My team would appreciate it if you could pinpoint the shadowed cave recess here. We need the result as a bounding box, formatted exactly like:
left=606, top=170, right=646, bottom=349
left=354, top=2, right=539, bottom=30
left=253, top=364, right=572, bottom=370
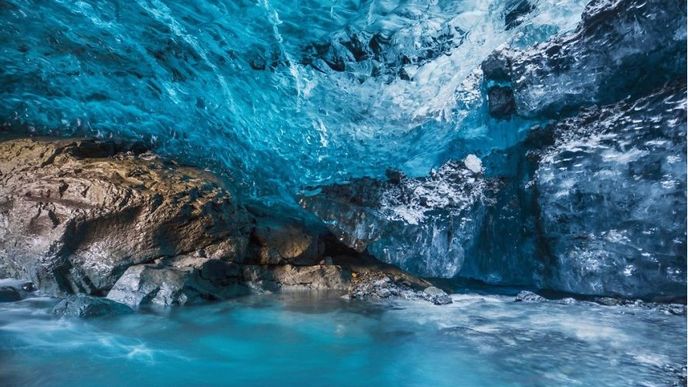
left=0, top=0, right=685, bottom=301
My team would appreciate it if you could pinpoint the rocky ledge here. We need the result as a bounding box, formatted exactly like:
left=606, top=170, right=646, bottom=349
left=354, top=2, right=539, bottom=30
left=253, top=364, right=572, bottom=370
left=0, top=137, right=450, bottom=312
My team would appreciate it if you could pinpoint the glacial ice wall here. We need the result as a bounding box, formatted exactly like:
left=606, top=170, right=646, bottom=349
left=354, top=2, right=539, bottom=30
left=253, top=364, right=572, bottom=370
left=302, top=0, right=687, bottom=298
left=536, top=84, right=686, bottom=298
left=0, top=0, right=587, bottom=206
left=0, top=0, right=686, bottom=298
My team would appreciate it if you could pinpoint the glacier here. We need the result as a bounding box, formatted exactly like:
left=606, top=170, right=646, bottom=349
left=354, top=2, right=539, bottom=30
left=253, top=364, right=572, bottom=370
left=0, top=0, right=686, bottom=300
left=0, top=0, right=589, bottom=204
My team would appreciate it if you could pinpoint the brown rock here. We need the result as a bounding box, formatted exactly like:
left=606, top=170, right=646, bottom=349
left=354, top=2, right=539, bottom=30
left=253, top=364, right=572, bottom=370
left=0, top=138, right=251, bottom=295
left=249, top=219, right=324, bottom=265
left=242, top=264, right=350, bottom=292
left=107, top=256, right=247, bottom=308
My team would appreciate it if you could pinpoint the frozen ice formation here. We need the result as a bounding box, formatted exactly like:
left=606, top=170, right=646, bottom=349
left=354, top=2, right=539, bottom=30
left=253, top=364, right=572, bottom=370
left=536, top=83, right=686, bottom=298
left=0, top=0, right=685, bottom=299
left=300, top=162, right=498, bottom=277
left=483, top=0, right=687, bottom=118
left=463, top=154, right=483, bottom=174
left=301, top=0, right=686, bottom=299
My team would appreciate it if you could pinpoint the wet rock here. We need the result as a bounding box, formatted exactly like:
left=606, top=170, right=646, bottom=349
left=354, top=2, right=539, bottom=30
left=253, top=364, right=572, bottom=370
left=487, top=86, right=516, bottom=118
left=242, top=264, right=350, bottom=292
left=349, top=275, right=452, bottom=305
left=0, top=279, right=37, bottom=301
left=592, top=297, right=623, bottom=306
left=350, top=275, right=412, bottom=300
left=661, top=304, right=686, bottom=316
left=514, top=292, right=685, bottom=315
left=248, top=219, right=325, bottom=266
left=603, top=300, right=687, bottom=316
left=669, top=365, right=687, bottom=387
left=481, top=51, right=511, bottom=82
left=52, top=295, right=132, bottom=318
left=0, top=138, right=251, bottom=296
left=106, top=256, right=247, bottom=308
left=20, top=282, right=36, bottom=292
left=239, top=252, right=446, bottom=304
left=0, top=286, right=21, bottom=302
left=342, top=255, right=450, bottom=304
left=514, top=290, right=545, bottom=303
left=422, top=286, right=452, bottom=305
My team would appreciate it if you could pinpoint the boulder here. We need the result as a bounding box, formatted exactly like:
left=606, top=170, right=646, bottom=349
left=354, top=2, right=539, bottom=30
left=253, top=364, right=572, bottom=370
left=0, top=138, right=251, bottom=296
left=481, top=51, right=511, bottom=82
left=422, top=286, right=453, bottom=305
left=0, top=279, right=36, bottom=302
left=514, top=290, right=545, bottom=303
left=0, top=286, right=21, bottom=302
left=106, top=256, right=247, bottom=308
left=487, top=86, right=516, bottom=118
left=52, top=295, right=133, bottom=318
left=339, top=254, right=451, bottom=304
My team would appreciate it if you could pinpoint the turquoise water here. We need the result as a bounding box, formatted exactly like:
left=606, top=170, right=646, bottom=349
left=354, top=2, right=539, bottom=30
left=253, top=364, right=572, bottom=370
left=1, top=293, right=684, bottom=386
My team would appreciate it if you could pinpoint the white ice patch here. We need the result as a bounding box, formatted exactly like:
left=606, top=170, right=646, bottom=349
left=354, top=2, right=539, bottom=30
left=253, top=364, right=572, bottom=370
left=464, top=154, right=483, bottom=174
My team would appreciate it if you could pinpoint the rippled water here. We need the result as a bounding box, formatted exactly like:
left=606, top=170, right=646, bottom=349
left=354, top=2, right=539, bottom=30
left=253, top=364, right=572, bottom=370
left=1, top=293, right=684, bottom=386
left=0, top=0, right=587, bottom=208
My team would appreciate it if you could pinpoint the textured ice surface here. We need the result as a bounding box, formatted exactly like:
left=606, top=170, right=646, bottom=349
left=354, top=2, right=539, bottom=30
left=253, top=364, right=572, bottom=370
left=305, top=84, right=687, bottom=297
left=536, top=84, right=687, bottom=298
left=302, top=0, right=687, bottom=297
left=494, top=0, right=687, bottom=117
left=301, top=161, right=497, bottom=277
left=0, top=0, right=686, bottom=295
left=0, top=0, right=587, bottom=207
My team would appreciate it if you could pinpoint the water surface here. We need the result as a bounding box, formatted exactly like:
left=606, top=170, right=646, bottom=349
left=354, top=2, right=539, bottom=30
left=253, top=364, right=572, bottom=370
left=0, top=292, right=684, bottom=386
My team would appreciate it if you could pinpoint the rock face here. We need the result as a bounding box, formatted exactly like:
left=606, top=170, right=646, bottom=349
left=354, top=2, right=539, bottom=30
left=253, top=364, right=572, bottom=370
left=0, top=286, right=21, bottom=302
left=0, top=138, right=251, bottom=296
left=242, top=264, right=350, bottom=292
left=246, top=218, right=325, bottom=266
left=0, top=279, right=36, bottom=302
left=0, top=138, right=448, bottom=308
left=106, top=256, right=248, bottom=307
left=536, top=84, right=686, bottom=298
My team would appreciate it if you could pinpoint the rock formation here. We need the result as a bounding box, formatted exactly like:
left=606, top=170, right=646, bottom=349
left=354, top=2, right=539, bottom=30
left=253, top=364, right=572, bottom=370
left=0, top=138, right=450, bottom=309
left=0, top=138, right=251, bottom=296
